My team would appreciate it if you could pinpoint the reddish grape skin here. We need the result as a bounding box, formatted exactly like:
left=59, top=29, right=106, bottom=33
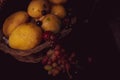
left=47, top=60, right=52, bottom=65
left=54, top=50, right=60, bottom=56
left=42, top=56, right=49, bottom=64
left=52, top=63, right=57, bottom=68
left=50, top=34, right=56, bottom=41
left=42, top=31, right=57, bottom=41
left=52, top=69, right=60, bottom=76
left=42, top=31, right=53, bottom=41
left=58, top=60, right=62, bottom=65
left=65, top=63, right=70, bottom=72
left=51, top=55, right=57, bottom=62
left=47, top=49, right=54, bottom=56
left=54, top=45, right=61, bottom=50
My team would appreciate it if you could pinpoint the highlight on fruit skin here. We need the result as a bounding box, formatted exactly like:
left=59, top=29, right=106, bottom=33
left=3, top=11, right=29, bottom=37
left=8, top=23, right=43, bottom=50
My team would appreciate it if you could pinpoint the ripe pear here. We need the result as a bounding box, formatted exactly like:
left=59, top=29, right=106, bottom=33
left=51, top=5, right=66, bottom=18
left=42, top=14, right=61, bottom=33
left=27, top=0, right=50, bottom=18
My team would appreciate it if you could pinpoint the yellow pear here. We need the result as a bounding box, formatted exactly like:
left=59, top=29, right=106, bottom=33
left=51, top=5, right=66, bottom=19
left=27, top=0, right=50, bottom=18
left=42, top=14, right=61, bottom=33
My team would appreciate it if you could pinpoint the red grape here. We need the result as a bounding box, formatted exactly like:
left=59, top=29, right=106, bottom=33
left=47, top=60, right=52, bottom=65
left=42, top=44, right=76, bottom=79
left=47, top=49, right=54, bottom=56
left=51, top=55, right=57, bottom=62
left=42, top=31, right=53, bottom=41
left=54, top=45, right=61, bottom=50
left=42, top=56, right=49, bottom=64
left=52, top=69, right=60, bottom=76
left=54, top=50, right=60, bottom=56
left=52, top=63, right=57, bottom=68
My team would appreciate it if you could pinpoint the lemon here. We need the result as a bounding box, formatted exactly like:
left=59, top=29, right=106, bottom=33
left=8, top=23, right=42, bottom=50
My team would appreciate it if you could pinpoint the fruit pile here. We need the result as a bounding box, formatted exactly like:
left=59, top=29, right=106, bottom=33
left=2, top=0, right=75, bottom=50
left=1, top=0, right=77, bottom=79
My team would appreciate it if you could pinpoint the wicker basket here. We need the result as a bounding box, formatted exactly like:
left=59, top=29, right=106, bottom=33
left=0, top=28, right=72, bottom=63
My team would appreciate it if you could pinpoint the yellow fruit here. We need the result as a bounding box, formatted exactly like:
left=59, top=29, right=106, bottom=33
left=9, top=23, right=42, bottom=50
left=42, top=14, right=61, bottom=33
left=51, top=5, right=66, bottom=18
left=3, top=11, right=29, bottom=37
left=27, top=0, right=50, bottom=18
left=49, top=0, right=67, bottom=4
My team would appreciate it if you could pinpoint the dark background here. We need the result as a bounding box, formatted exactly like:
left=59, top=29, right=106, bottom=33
left=0, top=0, right=119, bottom=80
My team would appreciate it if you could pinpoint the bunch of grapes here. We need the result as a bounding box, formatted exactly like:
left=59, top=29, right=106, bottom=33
left=41, top=44, right=76, bottom=79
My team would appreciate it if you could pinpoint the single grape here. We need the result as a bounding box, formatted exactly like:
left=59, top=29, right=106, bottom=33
left=47, top=49, right=54, bottom=56
left=44, top=65, right=52, bottom=71
left=36, top=21, right=42, bottom=26
left=60, top=64, right=65, bottom=69
left=54, top=44, right=61, bottom=50
left=50, top=34, right=57, bottom=41
left=52, top=63, right=57, bottom=68
left=41, top=10, right=47, bottom=16
left=58, top=60, right=62, bottom=65
left=65, top=63, right=70, bottom=71
left=42, top=56, right=49, bottom=64
left=47, top=59, right=52, bottom=65
left=51, top=54, right=57, bottom=62
left=56, top=66, right=62, bottom=71
left=52, top=69, right=60, bottom=76
left=54, top=50, right=60, bottom=56
left=42, top=31, right=52, bottom=41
